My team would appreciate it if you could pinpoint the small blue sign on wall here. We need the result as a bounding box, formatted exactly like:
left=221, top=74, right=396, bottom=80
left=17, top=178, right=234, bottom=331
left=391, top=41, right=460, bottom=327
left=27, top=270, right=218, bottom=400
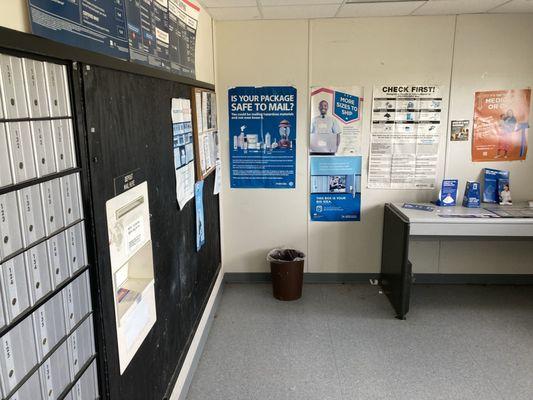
left=334, top=91, right=360, bottom=123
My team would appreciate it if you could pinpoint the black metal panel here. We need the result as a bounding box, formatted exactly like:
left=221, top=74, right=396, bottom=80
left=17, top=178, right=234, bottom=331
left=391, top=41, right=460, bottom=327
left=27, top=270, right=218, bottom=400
left=80, top=64, right=221, bottom=400
left=380, top=204, right=412, bottom=319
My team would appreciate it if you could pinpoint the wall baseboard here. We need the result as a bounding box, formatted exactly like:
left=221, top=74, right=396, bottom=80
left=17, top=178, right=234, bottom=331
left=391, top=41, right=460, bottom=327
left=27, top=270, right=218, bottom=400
left=224, top=272, right=380, bottom=284
left=170, top=269, right=225, bottom=400
left=414, top=273, right=533, bottom=285
left=224, top=272, right=533, bottom=285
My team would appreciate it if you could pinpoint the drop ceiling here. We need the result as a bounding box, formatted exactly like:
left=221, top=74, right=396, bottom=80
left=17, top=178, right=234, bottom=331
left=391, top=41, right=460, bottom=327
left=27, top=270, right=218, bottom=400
left=197, top=0, right=533, bottom=20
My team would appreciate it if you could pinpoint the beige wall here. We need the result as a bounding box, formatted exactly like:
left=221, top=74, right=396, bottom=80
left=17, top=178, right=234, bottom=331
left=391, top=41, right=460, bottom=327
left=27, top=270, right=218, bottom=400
left=0, top=1, right=215, bottom=84
left=216, top=14, right=533, bottom=274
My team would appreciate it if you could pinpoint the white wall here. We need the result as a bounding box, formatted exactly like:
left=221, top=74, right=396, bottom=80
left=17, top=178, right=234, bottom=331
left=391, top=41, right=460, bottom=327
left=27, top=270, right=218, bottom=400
left=216, top=14, right=533, bottom=275
left=0, top=1, right=215, bottom=85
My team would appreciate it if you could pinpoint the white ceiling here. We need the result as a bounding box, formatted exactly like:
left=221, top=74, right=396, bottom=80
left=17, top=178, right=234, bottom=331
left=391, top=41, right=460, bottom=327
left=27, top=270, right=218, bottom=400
left=197, top=0, right=533, bottom=20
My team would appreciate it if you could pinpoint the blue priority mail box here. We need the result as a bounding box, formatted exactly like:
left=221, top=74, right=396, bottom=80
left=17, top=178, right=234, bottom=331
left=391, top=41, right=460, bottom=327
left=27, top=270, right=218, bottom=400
left=462, top=181, right=480, bottom=208
left=483, top=168, right=509, bottom=203
left=436, top=179, right=458, bottom=206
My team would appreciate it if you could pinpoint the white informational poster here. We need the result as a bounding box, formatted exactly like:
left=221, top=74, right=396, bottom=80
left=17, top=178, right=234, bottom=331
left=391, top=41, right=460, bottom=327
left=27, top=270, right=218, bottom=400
left=106, top=182, right=157, bottom=374
left=368, top=85, right=444, bottom=189
left=310, top=86, right=364, bottom=156
left=194, top=90, right=218, bottom=179
left=172, top=98, right=195, bottom=208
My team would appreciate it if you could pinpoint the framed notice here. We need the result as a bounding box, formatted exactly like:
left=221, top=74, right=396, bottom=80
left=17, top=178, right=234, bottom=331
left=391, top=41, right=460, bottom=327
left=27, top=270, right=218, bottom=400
left=191, top=87, right=219, bottom=180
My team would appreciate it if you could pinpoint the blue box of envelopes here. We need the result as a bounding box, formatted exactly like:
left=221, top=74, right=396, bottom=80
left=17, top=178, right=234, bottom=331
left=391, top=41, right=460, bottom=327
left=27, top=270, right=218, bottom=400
left=462, top=181, right=481, bottom=208
left=436, top=179, right=458, bottom=206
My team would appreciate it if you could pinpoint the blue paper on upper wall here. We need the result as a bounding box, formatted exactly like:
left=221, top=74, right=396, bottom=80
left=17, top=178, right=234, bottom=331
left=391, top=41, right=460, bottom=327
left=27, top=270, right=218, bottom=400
left=229, top=87, right=297, bottom=189
left=29, top=0, right=129, bottom=60
left=310, top=156, right=362, bottom=221
left=195, top=181, right=205, bottom=251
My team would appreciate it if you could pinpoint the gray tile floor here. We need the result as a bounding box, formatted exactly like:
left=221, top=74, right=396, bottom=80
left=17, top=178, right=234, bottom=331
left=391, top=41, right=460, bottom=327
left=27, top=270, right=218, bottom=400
left=186, top=284, right=533, bottom=400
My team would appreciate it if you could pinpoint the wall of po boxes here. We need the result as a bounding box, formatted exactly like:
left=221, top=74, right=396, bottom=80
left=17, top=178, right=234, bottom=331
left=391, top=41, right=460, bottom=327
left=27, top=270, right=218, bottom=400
left=0, top=52, right=98, bottom=399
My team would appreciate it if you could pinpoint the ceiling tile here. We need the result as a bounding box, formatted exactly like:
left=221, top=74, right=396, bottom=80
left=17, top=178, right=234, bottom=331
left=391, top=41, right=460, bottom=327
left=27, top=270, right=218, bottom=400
left=489, top=0, right=533, bottom=13
left=337, top=1, right=424, bottom=17
left=260, top=0, right=341, bottom=5
left=199, top=0, right=256, bottom=6
left=207, top=6, right=262, bottom=20
left=413, top=0, right=509, bottom=15
left=261, top=4, right=340, bottom=19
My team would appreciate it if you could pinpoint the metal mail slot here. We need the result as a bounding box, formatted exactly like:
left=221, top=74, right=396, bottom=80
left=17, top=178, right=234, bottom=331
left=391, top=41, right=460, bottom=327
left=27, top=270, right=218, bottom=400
left=0, top=123, right=13, bottom=188
left=40, top=178, right=65, bottom=237
left=65, top=222, right=87, bottom=275
left=39, top=341, right=71, bottom=400
left=0, top=54, right=29, bottom=119
left=25, top=242, right=53, bottom=305
left=8, top=368, right=44, bottom=400
left=22, top=58, right=49, bottom=119
left=71, top=359, right=98, bottom=400
left=60, top=174, right=82, bottom=226
left=0, top=316, right=38, bottom=395
left=0, top=191, right=24, bottom=261
left=54, top=64, right=71, bottom=118
left=67, top=315, right=95, bottom=378
left=31, top=120, right=57, bottom=178
left=62, top=271, right=91, bottom=332
left=51, top=119, right=75, bottom=172
left=0, top=252, right=31, bottom=323
left=17, top=184, right=46, bottom=247
left=47, top=231, right=70, bottom=289
left=6, top=121, right=37, bottom=184
left=44, top=62, right=61, bottom=118
left=32, top=292, right=67, bottom=362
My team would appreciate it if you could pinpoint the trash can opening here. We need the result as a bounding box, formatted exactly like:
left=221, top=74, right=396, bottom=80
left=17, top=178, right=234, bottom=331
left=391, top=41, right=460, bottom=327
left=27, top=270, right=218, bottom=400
left=267, top=248, right=305, bottom=263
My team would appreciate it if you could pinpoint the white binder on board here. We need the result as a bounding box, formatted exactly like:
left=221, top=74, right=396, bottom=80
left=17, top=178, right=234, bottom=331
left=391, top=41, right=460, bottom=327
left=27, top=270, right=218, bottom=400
left=0, top=54, right=29, bottom=119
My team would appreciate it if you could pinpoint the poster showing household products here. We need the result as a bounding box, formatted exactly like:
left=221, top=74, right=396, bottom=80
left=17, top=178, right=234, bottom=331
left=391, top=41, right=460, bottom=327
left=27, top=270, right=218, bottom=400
left=29, top=0, right=200, bottom=78
left=310, top=86, right=363, bottom=156
left=229, top=87, right=297, bottom=189
left=368, top=85, right=444, bottom=189
left=472, top=89, right=530, bottom=162
left=171, top=98, right=195, bottom=209
left=106, top=181, right=157, bottom=374
left=310, top=156, right=362, bottom=222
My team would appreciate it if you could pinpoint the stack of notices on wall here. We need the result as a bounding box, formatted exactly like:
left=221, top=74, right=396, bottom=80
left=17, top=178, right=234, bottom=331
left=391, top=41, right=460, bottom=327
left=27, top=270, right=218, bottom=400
left=0, top=52, right=98, bottom=400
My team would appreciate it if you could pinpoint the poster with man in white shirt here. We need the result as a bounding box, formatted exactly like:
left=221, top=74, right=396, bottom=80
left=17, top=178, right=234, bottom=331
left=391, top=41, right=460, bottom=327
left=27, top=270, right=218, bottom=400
left=309, top=86, right=364, bottom=156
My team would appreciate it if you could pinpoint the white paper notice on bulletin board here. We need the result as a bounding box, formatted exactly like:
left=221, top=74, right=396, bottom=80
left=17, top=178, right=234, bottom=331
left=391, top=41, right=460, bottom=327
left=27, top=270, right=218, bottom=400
left=106, top=181, right=157, bottom=374
left=368, top=85, right=444, bottom=189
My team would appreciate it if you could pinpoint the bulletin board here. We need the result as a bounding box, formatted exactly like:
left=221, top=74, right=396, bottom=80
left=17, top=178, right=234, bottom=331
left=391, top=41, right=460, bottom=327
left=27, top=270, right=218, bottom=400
left=80, top=65, right=221, bottom=399
left=191, top=87, right=219, bottom=180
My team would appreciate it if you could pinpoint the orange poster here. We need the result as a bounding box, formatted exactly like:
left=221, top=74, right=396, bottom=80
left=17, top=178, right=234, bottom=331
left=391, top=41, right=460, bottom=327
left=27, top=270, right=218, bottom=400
left=472, top=89, right=530, bottom=162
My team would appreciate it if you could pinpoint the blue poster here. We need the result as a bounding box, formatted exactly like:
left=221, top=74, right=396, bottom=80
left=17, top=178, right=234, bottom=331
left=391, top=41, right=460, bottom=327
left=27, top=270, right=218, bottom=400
left=310, top=156, right=362, bottom=221
left=229, top=87, right=297, bottom=189
left=29, top=0, right=129, bottom=60
left=195, top=181, right=205, bottom=251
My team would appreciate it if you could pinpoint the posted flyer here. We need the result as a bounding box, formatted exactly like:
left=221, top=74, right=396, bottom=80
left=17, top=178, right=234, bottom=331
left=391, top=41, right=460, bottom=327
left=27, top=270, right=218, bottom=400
left=310, top=156, right=362, bottom=222
left=309, top=86, right=363, bottom=156
left=171, top=98, right=195, bottom=209
left=472, top=89, right=530, bottom=162
left=368, top=85, right=444, bottom=189
left=229, top=86, right=297, bottom=189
